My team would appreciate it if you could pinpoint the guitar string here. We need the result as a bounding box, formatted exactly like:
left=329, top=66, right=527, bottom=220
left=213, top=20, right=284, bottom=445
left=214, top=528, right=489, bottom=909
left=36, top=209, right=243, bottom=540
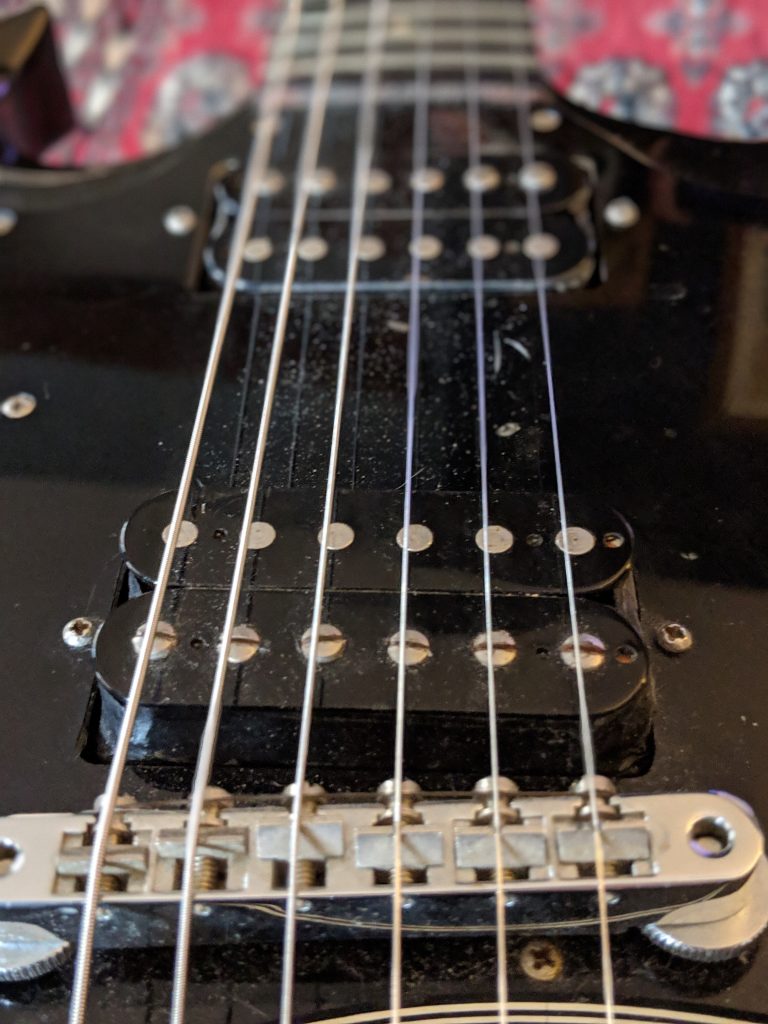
left=278, top=3, right=391, bottom=1024
left=168, top=2, right=346, bottom=1021
left=510, top=40, right=617, bottom=1024
left=388, top=7, right=432, bottom=1024
left=66, top=5, right=304, bottom=1022
left=463, top=33, right=509, bottom=1024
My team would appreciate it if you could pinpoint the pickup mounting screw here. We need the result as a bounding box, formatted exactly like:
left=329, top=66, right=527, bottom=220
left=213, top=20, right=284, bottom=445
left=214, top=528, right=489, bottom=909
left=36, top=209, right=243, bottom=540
left=132, top=621, right=178, bottom=660
left=1, top=392, right=36, bottom=419
left=605, top=196, right=640, bottom=230
left=62, top=616, right=97, bottom=650
left=603, top=531, right=625, bottom=548
left=519, top=939, right=563, bottom=982
left=163, top=205, right=197, bottom=237
left=656, top=622, right=693, bottom=654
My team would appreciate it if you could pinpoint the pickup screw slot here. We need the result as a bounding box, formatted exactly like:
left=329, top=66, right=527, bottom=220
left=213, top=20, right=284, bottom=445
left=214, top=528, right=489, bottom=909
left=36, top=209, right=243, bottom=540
left=387, top=629, right=431, bottom=666
left=689, top=817, right=734, bottom=858
left=473, top=630, right=517, bottom=667
left=300, top=624, right=346, bottom=663
left=559, top=634, right=605, bottom=671
left=132, top=621, right=178, bottom=661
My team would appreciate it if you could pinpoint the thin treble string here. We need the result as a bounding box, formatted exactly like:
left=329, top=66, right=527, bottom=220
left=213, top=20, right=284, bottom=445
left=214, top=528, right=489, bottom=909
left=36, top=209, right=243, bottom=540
left=510, top=60, right=617, bottom=1024
left=66, top=5, right=304, bottom=1022
left=278, top=3, right=391, bottom=1024
left=168, top=3, right=346, bottom=1022
left=463, top=25, right=509, bottom=1024
left=389, top=6, right=432, bottom=1024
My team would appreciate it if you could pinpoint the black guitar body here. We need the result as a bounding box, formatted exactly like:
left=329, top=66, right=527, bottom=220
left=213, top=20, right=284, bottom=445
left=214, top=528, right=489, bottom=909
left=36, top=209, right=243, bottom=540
left=2, top=13, right=768, bottom=1021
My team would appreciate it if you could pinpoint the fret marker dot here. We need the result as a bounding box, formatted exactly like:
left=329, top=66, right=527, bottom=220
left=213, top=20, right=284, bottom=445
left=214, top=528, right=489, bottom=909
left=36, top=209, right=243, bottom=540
left=518, top=161, right=557, bottom=193
left=555, top=526, right=595, bottom=556
left=397, top=524, right=433, bottom=552
left=409, top=235, right=442, bottom=261
left=522, top=232, right=560, bottom=261
left=321, top=522, right=355, bottom=551
left=243, top=237, right=273, bottom=263
left=298, top=236, right=328, bottom=261
left=358, top=235, right=385, bottom=261
left=387, top=629, right=432, bottom=666
left=367, top=168, right=392, bottom=195
left=305, top=167, right=337, bottom=196
left=467, top=234, right=501, bottom=261
left=257, top=169, right=285, bottom=196
left=473, top=630, right=517, bottom=667
left=162, top=520, right=198, bottom=548
left=248, top=521, right=276, bottom=549
left=410, top=167, right=444, bottom=193
left=300, top=623, right=346, bottom=663
left=462, top=164, right=501, bottom=193
left=475, top=525, right=513, bottom=554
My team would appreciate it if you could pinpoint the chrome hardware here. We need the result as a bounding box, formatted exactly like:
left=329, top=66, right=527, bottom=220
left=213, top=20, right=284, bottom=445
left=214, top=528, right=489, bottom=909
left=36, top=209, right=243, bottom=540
left=0, top=783, right=765, bottom=963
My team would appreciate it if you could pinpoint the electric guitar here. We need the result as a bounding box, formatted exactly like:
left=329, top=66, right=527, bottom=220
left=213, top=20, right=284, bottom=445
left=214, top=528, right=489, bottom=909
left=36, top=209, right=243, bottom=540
left=1, top=2, right=767, bottom=1022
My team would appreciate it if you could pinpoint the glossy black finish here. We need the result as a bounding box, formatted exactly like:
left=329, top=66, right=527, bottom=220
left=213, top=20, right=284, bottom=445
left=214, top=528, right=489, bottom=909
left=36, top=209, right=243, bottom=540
left=2, top=75, right=768, bottom=1024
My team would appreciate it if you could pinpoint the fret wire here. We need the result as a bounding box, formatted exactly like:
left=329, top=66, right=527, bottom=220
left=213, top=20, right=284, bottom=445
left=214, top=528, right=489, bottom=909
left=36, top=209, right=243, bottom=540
left=64, top=5, right=305, bottom=1023
left=389, top=9, right=433, bottom=1024
left=276, top=25, right=533, bottom=57
left=272, top=51, right=537, bottom=78
left=510, top=36, right=619, bottom=1024
left=296, top=0, right=531, bottom=29
left=278, top=4, right=391, bottom=1024
left=167, top=2, right=347, bottom=1021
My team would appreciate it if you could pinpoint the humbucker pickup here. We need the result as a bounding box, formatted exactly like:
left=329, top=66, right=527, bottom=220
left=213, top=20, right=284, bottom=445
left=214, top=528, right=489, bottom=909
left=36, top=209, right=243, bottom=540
left=122, top=489, right=633, bottom=595
left=1, top=784, right=765, bottom=974
left=90, top=590, right=651, bottom=778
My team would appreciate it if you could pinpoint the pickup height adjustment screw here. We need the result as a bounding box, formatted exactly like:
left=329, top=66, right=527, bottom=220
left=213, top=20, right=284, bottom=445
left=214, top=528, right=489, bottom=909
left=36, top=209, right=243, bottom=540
left=604, top=196, right=641, bottom=230
left=473, top=776, right=520, bottom=826
left=92, top=794, right=137, bottom=892
left=1, top=392, right=35, bottom=419
left=376, top=780, right=423, bottom=885
left=281, top=783, right=326, bottom=890
left=163, top=204, right=198, bottom=237
left=656, top=622, right=693, bottom=654
left=62, top=616, right=98, bottom=650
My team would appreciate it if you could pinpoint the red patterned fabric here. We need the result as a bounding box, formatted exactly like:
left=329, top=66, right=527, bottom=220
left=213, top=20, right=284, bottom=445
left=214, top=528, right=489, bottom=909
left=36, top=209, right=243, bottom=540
left=2, top=0, right=768, bottom=165
left=531, top=0, right=768, bottom=140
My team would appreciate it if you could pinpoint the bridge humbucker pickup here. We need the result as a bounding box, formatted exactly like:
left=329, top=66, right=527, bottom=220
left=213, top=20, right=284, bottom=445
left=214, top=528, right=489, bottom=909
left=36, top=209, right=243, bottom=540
left=121, top=489, right=632, bottom=595
left=90, top=589, right=651, bottom=779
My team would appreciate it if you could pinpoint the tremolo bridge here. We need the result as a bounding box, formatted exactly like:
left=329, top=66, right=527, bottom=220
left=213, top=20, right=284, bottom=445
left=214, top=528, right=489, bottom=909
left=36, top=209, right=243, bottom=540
left=1, top=783, right=766, bottom=980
